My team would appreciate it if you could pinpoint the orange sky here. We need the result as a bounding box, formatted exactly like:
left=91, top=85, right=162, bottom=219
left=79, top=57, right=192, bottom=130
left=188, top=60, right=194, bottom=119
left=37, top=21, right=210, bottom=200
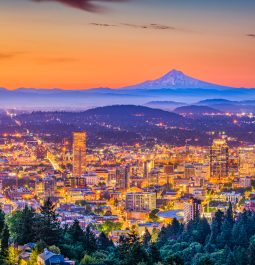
left=1, top=0, right=255, bottom=89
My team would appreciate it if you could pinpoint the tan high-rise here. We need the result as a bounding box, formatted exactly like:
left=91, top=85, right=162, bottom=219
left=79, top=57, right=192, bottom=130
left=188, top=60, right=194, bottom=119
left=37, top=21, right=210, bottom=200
left=210, top=139, right=229, bottom=181
left=72, top=132, right=87, bottom=176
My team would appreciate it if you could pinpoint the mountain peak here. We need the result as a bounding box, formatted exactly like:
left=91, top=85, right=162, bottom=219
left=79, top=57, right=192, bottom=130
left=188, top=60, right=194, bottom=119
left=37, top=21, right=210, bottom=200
left=122, top=69, right=230, bottom=90
left=158, top=69, right=188, bottom=83
left=164, top=69, right=184, bottom=76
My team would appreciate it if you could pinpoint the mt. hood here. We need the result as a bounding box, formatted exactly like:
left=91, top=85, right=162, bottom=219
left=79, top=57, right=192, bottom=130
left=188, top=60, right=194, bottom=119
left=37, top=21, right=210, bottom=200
left=122, top=69, right=232, bottom=90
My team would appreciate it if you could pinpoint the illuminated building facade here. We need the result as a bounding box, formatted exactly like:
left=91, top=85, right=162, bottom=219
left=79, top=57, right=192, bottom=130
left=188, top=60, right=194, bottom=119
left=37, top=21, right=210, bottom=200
left=116, top=165, right=130, bottom=190
left=143, top=160, right=154, bottom=179
left=239, top=147, right=255, bottom=177
left=72, top=132, right=87, bottom=177
left=210, top=139, right=229, bottom=181
left=126, top=192, right=156, bottom=212
left=184, top=198, right=201, bottom=222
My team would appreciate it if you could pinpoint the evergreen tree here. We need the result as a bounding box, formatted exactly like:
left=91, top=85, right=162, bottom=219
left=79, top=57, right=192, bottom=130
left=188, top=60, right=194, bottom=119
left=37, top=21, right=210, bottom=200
left=248, top=235, right=255, bottom=265
left=127, top=226, right=140, bottom=246
left=226, top=251, right=236, bottom=265
left=157, top=225, right=167, bottom=247
left=196, top=256, right=214, bottom=265
left=214, top=210, right=224, bottom=232
left=20, top=205, right=36, bottom=244
left=232, top=222, right=249, bottom=248
left=149, top=243, right=160, bottom=264
left=69, top=219, right=84, bottom=243
left=170, top=218, right=182, bottom=238
left=0, top=208, right=5, bottom=236
left=218, top=218, right=233, bottom=248
left=226, top=203, right=234, bottom=225
left=115, top=235, right=130, bottom=264
left=185, top=217, right=210, bottom=244
left=127, top=241, right=148, bottom=265
left=0, top=225, right=10, bottom=263
left=97, top=232, right=113, bottom=250
left=233, top=246, right=248, bottom=265
left=83, top=224, right=97, bottom=254
left=166, top=255, right=184, bottom=265
left=142, top=228, right=151, bottom=248
left=35, top=197, right=61, bottom=246
left=207, top=210, right=223, bottom=246
left=196, top=218, right=211, bottom=245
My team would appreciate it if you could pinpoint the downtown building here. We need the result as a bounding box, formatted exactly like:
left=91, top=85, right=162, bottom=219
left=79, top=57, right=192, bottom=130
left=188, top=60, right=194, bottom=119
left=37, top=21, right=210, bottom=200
left=72, top=131, right=87, bottom=177
left=116, top=165, right=130, bottom=190
left=210, top=139, right=229, bottom=182
left=238, top=146, right=255, bottom=177
left=125, top=192, right=156, bottom=212
left=183, top=198, right=202, bottom=223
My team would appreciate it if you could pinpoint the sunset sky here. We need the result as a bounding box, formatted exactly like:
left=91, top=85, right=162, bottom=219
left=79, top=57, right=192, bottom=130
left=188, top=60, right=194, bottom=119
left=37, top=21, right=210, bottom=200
left=1, top=0, right=255, bottom=89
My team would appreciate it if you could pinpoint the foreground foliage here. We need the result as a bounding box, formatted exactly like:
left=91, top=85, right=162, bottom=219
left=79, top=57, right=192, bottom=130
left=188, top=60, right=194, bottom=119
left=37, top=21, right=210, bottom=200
left=1, top=200, right=255, bottom=264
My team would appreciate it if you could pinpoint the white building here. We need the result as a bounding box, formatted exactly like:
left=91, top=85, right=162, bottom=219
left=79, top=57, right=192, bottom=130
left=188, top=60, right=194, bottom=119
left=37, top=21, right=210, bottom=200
left=83, top=173, right=99, bottom=186
left=126, top=192, right=156, bottom=212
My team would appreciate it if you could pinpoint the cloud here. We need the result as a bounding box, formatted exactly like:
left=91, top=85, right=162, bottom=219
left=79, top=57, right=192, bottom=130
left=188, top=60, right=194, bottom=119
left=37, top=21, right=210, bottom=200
left=90, top=22, right=117, bottom=27
left=90, top=22, right=177, bottom=30
left=121, top=23, right=176, bottom=30
left=0, top=52, right=26, bottom=60
left=247, top=34, right=255, bottom=38
left=0, top=53, right=15, bottom=60
left=30, top=0, right=128, bottom=13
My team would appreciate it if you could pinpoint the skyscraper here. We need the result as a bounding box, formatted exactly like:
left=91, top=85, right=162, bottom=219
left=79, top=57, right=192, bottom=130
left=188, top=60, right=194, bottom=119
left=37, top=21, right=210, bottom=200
left=239, top=146, right=255, bottom=177
left=210, top=139, right=229, bottom=181
left=143, top=160, right=154, bottom=179
left=72, top=132, right=87, bottom=177
left=116, top=165, right=130, bottom=190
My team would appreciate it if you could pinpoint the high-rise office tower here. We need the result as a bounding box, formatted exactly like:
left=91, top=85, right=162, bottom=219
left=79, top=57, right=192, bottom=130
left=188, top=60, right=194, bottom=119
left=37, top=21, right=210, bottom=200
left=239, top=146, right=255, bottom=177
left=210, top=139, right=229, bottom=180
left=116, top=165, right=130, bottom=190
left=184, top=165, right=195, bottom=178
left=72, top=131, right=87, bottom=177
left=148, top=169, right=160, bottom=186
left=143, top=160, right=154, bottom=179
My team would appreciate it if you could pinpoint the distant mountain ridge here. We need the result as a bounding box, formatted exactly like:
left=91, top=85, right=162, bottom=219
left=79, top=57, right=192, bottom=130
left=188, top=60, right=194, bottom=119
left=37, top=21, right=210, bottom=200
left=197, top=99, right=255, bottom=105
left=196, top=98, right=255, bottom=113
left=18, top=105, right=184, bottom=127
left=0, top=69, right=245, bottom=93
left=174, top=105, right=222, bottom=115
left=146, top=100, right=185, bottom=106
left=1, top=69, right=255, bottom=110
left=11, top=104, right=255, bottom=146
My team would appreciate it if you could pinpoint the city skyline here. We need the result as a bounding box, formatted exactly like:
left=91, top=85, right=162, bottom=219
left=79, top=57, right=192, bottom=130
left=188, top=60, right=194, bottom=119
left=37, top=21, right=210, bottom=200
left=1, top=0, right=255, bottom=89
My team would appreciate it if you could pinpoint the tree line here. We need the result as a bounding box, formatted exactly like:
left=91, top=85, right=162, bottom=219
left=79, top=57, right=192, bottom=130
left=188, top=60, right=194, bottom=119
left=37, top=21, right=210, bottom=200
left=1, top=200, right=255, bottom=264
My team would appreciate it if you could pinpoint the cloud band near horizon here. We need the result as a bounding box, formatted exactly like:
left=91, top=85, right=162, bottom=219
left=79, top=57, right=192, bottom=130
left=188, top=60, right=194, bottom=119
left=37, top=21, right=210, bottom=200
left=30, top=0, right=128, bottom=12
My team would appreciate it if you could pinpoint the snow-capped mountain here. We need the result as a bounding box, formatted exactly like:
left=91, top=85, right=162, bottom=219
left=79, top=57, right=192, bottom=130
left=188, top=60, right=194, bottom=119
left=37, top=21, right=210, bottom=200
left=122, top=69, right=231, bottom=90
